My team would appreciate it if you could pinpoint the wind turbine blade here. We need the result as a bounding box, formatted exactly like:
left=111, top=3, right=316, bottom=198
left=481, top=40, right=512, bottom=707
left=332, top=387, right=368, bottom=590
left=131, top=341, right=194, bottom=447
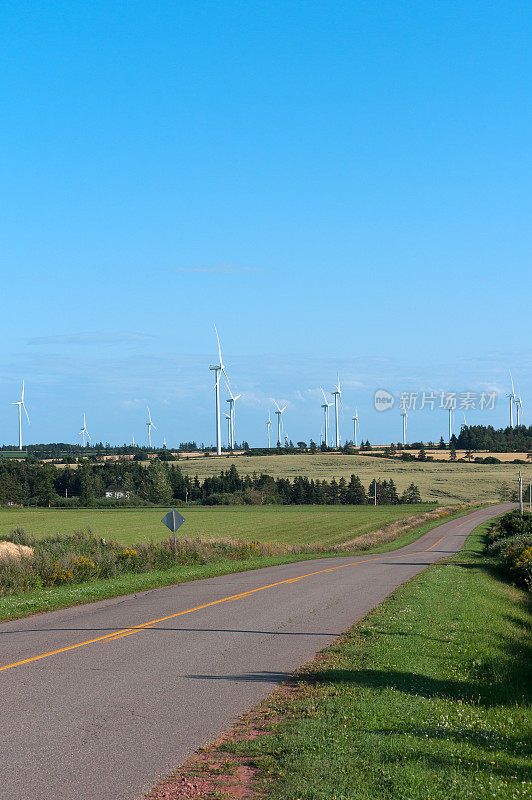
left=320, top=387, right=327, bottom=402
left=147, top=406, right=152, bottom=423
left=214, top=324, right=223, bottom=366
left=86, top=430, right=91, bottom=440
left=272, top=399, right=281, bottom=412
left=234, top=394, right=242, bottom=401
left=222, top=367, right=232, bottom=393
left=281, top=405, right=287, bottom=413
left=152, top=423, right=158, bottom=431
left=509, top=370, right=515, bottom=396
left=22, top=403, right=30, bottom=424
left=21, top=380, right=25, bottom=402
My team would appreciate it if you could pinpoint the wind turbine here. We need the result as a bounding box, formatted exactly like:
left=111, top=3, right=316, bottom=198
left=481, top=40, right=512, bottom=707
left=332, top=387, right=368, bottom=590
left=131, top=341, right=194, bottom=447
left=226, top=391, right=242, bottom=450
left=401, top=410, right=407, bottom=446
left=12, top=381, right=30, bottom=451
left=146, top=406, right=157, bottom=448
left=209, top=325, right=231, bottom=456
left=79, top=414, right=90, bottom=448
left=515, top=387, right=523, bottom=427
left=331, top=375, right=342, bottom=447
left=331, top=377, right=342, bottom=448
left=272, top=400, right=287, bottom=447
left=320, top=388, right=333, bottom=447
left=266, top=411, right=272, bottom=448
left=506, top=372, right=516, bottom=428
left=352, top=407, right=359, bottom=447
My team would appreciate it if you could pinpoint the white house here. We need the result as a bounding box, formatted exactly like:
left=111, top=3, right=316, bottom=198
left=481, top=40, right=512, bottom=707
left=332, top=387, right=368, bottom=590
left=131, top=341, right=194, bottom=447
left=104, top=484, right=130, bottom=500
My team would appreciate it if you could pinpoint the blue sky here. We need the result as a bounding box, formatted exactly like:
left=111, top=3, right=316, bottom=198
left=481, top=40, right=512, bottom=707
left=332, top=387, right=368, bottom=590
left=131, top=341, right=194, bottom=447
left=1, top=1, right=530, bottom=448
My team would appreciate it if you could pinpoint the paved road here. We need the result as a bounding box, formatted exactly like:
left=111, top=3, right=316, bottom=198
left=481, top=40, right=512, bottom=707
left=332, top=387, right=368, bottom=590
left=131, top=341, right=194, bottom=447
left=0, top=503, right=512, bottom=800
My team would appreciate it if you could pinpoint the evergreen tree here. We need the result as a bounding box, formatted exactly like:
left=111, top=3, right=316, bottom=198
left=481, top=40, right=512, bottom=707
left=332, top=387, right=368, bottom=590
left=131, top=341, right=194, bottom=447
left=79, top=461, right=95, bottom=506
left=401, top=482, right=422, bottom=503
left=37, top=469, right=57, bottom=507
left=367, top=478, right=379, bottom=504
left=0, top=472, right=22, bottom=504
left=387, top=478, right=399, bottom=504
left=344, top=474, right=367, bottom=505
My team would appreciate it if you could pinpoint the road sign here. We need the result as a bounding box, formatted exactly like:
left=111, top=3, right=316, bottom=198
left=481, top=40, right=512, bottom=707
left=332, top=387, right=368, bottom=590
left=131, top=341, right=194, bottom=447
left=161, top=508, right=186, bottom=547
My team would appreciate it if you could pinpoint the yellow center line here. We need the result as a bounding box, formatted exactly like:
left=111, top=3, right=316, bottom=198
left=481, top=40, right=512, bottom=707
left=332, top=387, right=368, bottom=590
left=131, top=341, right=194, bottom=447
left=0, top=533, right=449, bottom=674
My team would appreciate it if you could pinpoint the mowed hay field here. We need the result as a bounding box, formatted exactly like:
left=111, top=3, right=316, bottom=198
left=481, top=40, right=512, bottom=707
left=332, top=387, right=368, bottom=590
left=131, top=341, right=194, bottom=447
left=177, top=453, right=523, bottom=503
left=0, top=505, right=434, bottom=548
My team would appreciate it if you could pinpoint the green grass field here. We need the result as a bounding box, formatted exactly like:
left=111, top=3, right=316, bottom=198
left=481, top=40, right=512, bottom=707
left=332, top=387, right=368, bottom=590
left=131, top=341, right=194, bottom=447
left=215, top=522, right=531, bottom=800
left=176, top=453, right=522, bottom=503
left=0, top=504, right=435, bottom=548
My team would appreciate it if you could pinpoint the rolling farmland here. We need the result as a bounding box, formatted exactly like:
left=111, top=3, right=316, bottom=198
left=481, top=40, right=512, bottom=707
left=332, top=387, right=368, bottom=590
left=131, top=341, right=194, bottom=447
left=176, top=452, right=522, bottom=503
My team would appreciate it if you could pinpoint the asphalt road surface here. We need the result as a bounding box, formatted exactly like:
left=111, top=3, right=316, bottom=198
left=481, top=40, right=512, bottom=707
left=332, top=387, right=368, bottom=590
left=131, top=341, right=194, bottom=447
left=0, top=503, right=513, bottom=800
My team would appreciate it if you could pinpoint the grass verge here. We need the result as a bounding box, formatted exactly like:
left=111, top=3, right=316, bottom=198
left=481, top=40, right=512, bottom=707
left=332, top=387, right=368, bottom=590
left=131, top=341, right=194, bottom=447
left=189, top=521, right=531, bottom=800
left=0, top=507, right=476, bottom=624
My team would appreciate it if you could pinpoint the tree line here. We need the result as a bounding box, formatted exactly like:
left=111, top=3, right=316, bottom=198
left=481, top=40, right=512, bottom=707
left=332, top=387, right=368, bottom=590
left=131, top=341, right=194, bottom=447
left=454, top=424, right=532, bottom=453
left=0, top=460, right=422, bottom=507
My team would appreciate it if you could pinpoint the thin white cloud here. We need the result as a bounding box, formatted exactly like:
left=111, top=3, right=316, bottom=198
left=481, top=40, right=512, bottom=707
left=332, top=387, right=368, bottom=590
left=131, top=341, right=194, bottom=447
left=170, top=263, right=264, bottom=275
left=27, top=332, right=155, bottom=346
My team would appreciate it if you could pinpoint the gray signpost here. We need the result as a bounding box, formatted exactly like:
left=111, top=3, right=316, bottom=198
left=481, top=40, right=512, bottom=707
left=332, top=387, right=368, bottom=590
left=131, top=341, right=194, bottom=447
left=161, top=508, right=186, bottom=549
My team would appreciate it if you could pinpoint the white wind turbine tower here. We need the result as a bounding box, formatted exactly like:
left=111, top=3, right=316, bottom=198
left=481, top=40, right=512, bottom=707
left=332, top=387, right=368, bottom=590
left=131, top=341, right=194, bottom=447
left=266, top=411, right=272, bottom=448
left=225, top=413, right=231, bottom=447
left=506, top=372, right=516, bottom=428
left=515, top=386, right=523, bottom=427
left=209, top=325, right=231, bottom=456
left=352, top=408, right=359, bottom=447
left=226, top=391, right=242, bottom=450
left=331, top=377, right=342, bottom=448
left=401, top=410, right=407, bottom=446
left=272, top=400, right=287, bottom=447
left=146, top=406, right=157, bottom=448
left=12, top=381, right=30, bottom=451
left=320, top=388, right=333, bottom=446
left=79, top=414, right=90, bottom=448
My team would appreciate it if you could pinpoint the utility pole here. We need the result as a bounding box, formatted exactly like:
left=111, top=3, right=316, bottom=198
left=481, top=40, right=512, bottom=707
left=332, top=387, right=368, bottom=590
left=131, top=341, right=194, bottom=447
left=374, top=480, right=377, bottom=506
left=529, top=478, right=531, bottom=513
left=518, top=471, right=523, bottom=515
